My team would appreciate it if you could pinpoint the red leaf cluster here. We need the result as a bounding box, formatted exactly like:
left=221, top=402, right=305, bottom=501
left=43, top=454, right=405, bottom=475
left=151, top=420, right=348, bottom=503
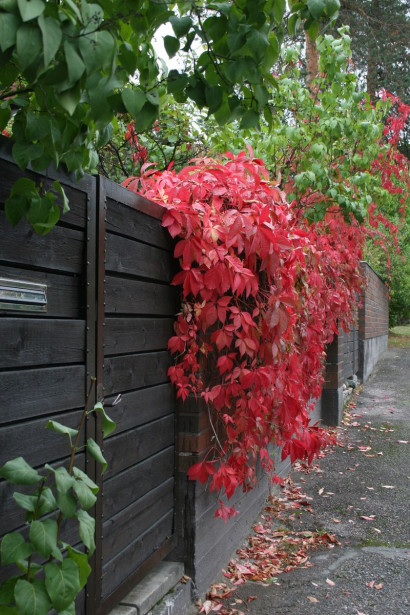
left=125, top=151, right=366, bottom=518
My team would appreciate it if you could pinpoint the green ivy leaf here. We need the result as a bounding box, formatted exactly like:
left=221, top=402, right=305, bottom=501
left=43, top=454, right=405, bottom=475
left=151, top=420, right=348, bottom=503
left=16, top=23, right=42, bottom=70
left=76, top=509, right=96, bottom=554
left=64, top=41, right=86, bottom=84
left=121, top=87, right=146, bottom=117
left=86, top=438, right=107, bottom=474
left=72, top=467, right=98, bottom=494
left=134, top=101, right=158, bottom=132
left=53, top=180, right=70, bottom=214
left=72, top=477, right=97, bottom=510
left=37, top=487, right=57, bottom=516
left=93, top=402, right=116, bottom=437
left=38, top=15, right=62, bottom=67
left=169, top=15, right=192, bottom=38
left=56, top=490, right=77, bottom=518
left=14, top=579, right=51, bottom=615
left=0, top=457, right=42, bottom=485
left=164, top=35, right=179, bottom=59
left=1, top=533, right=33, bottom=565
left=29, top=519, right=58, bottom=558
left=44, top=560, right=81, bottom=612
left=52, top=466, right=75, bottom=495
left=67, top=546, right=91, bottom=589
left=307, top=0, right=326, bottom=20
left=12, top=492, right=37, bottom=513
left=45, top=420, right=78, bottom=445
left=0, top=577, right=18, bottom=606
left=247, top=29, right=269, bottom=62
left=12, top=142, right=43, bottom=170
left=0, top=13, right=20, bottom=52
left=240, top=109, right=260, bottom=129
left=272, top=0, right=286, bottom=23
left=17, top=0, right=45, bottom=22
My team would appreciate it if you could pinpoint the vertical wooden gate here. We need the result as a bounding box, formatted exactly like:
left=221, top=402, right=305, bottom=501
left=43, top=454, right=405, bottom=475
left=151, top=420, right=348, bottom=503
left=0, top=145, right=178, bottom=615
left=88, top=177, right=178, bottom=614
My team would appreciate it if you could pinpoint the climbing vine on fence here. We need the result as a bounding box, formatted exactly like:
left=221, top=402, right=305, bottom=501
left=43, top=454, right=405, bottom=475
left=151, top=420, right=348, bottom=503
left=124, top=151, right=366, bottom=520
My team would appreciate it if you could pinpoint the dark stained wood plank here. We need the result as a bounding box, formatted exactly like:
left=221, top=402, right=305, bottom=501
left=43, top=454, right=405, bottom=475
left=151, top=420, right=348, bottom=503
left=104, top=178, right=164, bottom=220
left=101, top=511, right=174, bottom=599
left=0, top=319, right=85, bottom=368
left=0, top=365, right=85, bottom=425
left=103, top=414, right=174, bottom=478
left=104, top=351, right=171, bottom=395
left=103, top=447, right=174, bottom=518
left=104, top=383, right=174, bottom=436
left=105, top=317, right=174, bottom=356
left=0, top=265, right=82, bottom=318
left=102, top=479, right=174, bottom=561
left=106, top=198, right=173, bottom=250
left=106, top=234, right=176, bottom=282
left=0, top=212, right=85, bottom=273
left=0, top=409, right=85, bottom=468
left=105, top=276, right=179, bottom=316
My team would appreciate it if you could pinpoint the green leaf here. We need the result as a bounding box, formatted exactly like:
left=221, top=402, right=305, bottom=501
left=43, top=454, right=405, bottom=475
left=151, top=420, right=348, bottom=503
left=163, top=35, right=179, bottom=59
left=44, top=560, right=81, bottom=612
left=72, top=467, right=98, bottom=493
left=56, top=490, right=77, bottom=518
left=38, top=15, right=62, bottom=67
left=247, top=29, right=269, bottom=62
left=29, top=519, right=58, bottom=558
left=240, top=109, right=260, bottom=129
left=0, top=457, right=42, bottom=485
left=76, top=509, right=95, bottom=554
left=25, top=111, right=50, bottom=141
left=67, top=546, right=91, bottom=589
left=272, top=0, right=286, bottom=23
left=17, top=0, right=45, bottom=22
left=167, top=70, right=188, bottom=94
left=0, top=577, right=18, bottom=606
left=121, top=87, right=146, bottom=117
left=59, top=601, right=76, bottom=615
left=45, top=420, right=78, bottom=445
left=56, top=86, right=80, bottom=115
left=14, top=579, right=51, bottom=615
left=169, top=15, right=192, bottom=38
left=52, top=466, right=75, bottom=495
left=134, top=101, right=158, bottom=132
left=64, top=41, right=86, bottom=84
left=12, top=142, right=43, bottom=170
left=16, top=23, right=42, bottom=70
left=307, top=0, right=325, bottom=20
left=72, top=477, right=97, bottom=510
left=1, top=533, right=33, bottom=565
left=0, top=13, right=20, bottom=52
left=325, top=0, right=340, bottom=17
left=13, top=492, right=37, bottom=513
left=10, top=177, right=37, bottom=197
left=5, top=194, right=29, bottom=226
left=86, top=438, right=107, bottom=474
left=93, top=402, right=116, bottom=437
left=51, top=180, right=69, bottom=214
left=37, top=487, right=57, bottom=516
left=305, top=18, right=319, bottom=40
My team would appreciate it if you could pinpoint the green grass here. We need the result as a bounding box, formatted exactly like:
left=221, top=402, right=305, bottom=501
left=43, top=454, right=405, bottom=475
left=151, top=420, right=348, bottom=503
left=388, top=324, right=410, bottom=348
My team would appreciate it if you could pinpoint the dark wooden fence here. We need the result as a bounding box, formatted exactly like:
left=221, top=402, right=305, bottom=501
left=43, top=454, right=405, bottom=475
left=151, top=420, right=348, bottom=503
left=0, top=144, right=177, bottom=614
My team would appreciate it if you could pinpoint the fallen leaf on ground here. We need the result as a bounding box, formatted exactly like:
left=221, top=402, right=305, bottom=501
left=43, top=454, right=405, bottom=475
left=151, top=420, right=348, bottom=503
left=381, top=485, right=395, bottom=489
left=332, top=518, right=342, bottom=523
left=360, top=515, right=376, bottom=521
left=326, top=578, right=335, bottom=586
left=397, top=440, right=409, bottom=444
left=307, top=595, right=319, bottom=603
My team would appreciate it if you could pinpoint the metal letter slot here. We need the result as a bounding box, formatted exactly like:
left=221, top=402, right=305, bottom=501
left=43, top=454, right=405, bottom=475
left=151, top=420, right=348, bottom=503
left=0, top=277, right=47, bottom=313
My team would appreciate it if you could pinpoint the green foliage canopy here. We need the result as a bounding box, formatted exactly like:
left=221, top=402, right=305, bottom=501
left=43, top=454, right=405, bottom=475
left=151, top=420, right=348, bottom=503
left=0, top=0, right=340, bottom=233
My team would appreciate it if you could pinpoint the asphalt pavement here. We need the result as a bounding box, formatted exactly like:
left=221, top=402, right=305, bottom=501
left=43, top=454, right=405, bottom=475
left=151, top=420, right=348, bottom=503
left=198, top=345, right=410, bottom=615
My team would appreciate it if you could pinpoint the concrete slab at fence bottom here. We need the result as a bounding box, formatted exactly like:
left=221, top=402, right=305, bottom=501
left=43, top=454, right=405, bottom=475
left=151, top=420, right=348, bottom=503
left=109, top=561, right=185, bottom=615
